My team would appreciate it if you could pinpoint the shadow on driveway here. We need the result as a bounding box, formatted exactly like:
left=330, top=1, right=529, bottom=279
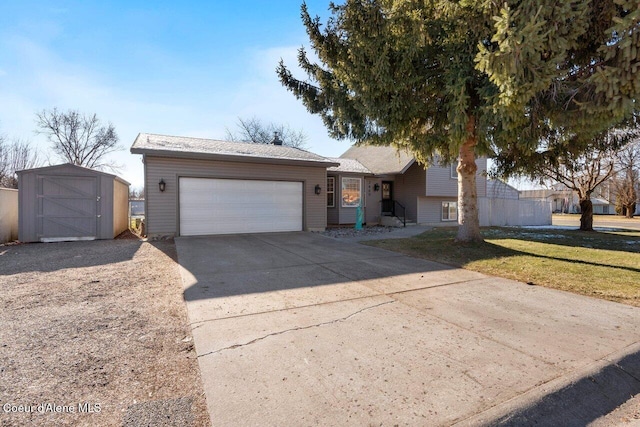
left=489, top=348, right=640, bottom=426
left=0, top=239, right=143, bottom=275
left=176, top=232, right=466, bottom=302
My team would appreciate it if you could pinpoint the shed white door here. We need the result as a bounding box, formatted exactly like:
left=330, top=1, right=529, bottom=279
left=179, top=178, right=303, bottom=236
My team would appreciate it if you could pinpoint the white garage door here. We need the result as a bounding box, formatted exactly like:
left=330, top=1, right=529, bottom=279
left=179, top=178, right=303, bottom=236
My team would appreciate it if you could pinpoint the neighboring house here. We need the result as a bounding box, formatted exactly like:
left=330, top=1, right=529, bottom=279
left=520, top=185, right=616, bottom=215
left=520, top=188, right=579, bottom=213
left=591, top=198, right=614, bottom=215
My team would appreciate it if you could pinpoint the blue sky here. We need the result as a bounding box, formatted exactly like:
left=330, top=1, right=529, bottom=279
left=0, top=1, right=349, bottom=188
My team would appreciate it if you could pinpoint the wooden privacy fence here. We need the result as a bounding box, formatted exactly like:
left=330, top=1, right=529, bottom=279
left=0, top=188, right=19, bottom=243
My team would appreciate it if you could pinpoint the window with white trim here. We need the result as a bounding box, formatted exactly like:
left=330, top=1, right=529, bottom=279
left=327, top=177, right=335, bottom=208
left=442, top=201, right=457, bottom=221
left=341, top=177, right=361, bottom=207
left=450, top=163, right=457, bottom=179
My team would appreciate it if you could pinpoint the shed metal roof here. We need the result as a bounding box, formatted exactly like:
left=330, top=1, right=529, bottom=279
left=16, top=163, right=130, bottom=185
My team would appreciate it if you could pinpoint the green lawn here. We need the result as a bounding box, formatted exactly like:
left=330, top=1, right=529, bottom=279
left=366, top=227, right=640, bottom=307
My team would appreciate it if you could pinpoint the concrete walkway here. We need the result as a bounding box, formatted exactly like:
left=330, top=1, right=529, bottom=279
left=175, top=232, right=640, bottom=426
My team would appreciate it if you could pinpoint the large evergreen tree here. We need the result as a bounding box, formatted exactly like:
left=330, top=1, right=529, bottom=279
left=278, top=0, right=640, bottom=242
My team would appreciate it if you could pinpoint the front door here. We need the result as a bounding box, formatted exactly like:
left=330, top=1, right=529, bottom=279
left=381, top=181, right=393, bottom=215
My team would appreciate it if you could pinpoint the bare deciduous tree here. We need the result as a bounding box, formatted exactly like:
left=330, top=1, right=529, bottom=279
left=0, top=136, right=41, bottom=188
left=225, top=117, right=308, bottom=149
left=526, top=128, right=637, bottom=231
left=35, top=108, right=122, bottom=171
left=612, top=141, right=639, bottom=218
left=129, top=186, right=145, bottom=200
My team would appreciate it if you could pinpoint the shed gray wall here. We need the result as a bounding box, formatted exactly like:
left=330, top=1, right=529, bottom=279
left=17, top=164, right=123, bottom=242
left=143, top=156, right=328, bottom=236
left=0, top=188, right=18, bottom=243
left=113, top=179, right=129, bottom=237
left=18, top=169, right=37, bottom=242
left=98, top=175, right=114, bottom=240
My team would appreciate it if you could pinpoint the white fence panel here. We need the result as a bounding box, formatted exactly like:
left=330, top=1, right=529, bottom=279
left=479, top=197, right=551, bottom=227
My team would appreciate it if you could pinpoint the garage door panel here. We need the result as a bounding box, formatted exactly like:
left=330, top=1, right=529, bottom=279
left=179, top=178, right=303, bottom=236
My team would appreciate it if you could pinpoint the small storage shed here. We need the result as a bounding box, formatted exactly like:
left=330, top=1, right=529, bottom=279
left=17, top=164, right=130, bottom=242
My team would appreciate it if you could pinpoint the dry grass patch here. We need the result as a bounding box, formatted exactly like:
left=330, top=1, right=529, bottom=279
left=366, top=227, right=640, bottom=307
left=0, top=239, right=209, bottom=427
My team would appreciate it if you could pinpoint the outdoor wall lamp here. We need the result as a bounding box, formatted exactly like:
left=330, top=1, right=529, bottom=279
left=315, top=184, right=322, bottom=195
left=159, top=179, right=166, bottom=192
left=373, top=183, right=380, bottom=191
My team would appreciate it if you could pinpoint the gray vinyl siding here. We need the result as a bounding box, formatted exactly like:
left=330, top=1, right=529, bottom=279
left=144, top=156, right=328, bottom=236
left=326, top=173, right=369, bottom=225
left=392, top=163, right=425, bottom=222
left=417, top=197, right=457, bottom=224
left=364, top=177, right=382, bottom=224
left=487, top=179, right=519, bottom=199
left=17, top=164, right=129, bottom=242
left=425, top=157, right=487, bottom=198
left=338, top=174, right=358, bottom=224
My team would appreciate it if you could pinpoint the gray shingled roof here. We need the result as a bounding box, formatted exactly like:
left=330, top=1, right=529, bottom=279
left=327, top=158, right=372, bottom=174
left=340, top=145, right=415, bottom=175
left=130, top=133, right=337, bottom=166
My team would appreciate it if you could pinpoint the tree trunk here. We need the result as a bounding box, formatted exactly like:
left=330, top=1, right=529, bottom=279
left=625, top=204, right=635, bottom=219
left=579, top=198, right=594, bottom=231
left=456, top=116, right=482, bottom=243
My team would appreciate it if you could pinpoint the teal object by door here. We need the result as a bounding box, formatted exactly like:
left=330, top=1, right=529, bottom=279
left=355, top=204, right=363, bottom=230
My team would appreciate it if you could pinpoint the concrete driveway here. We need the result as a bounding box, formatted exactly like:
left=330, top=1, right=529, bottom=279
left=175, top=232, right=640, bottom=426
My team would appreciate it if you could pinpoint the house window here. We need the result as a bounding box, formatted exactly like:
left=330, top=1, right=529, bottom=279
left=342, top=177, right=361, bottom=207
left=327, top=177, right=335, bottom=208
left=450, top=163, right=457, bottom=179
left=442, top=201, right=457, bottom=221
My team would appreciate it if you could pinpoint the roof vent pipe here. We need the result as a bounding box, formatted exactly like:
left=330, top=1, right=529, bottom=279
left=271, top=132, right=283, bottom=146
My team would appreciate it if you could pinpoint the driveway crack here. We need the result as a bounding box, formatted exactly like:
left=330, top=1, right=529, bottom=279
left=197, top=300, right=395, bottom=359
